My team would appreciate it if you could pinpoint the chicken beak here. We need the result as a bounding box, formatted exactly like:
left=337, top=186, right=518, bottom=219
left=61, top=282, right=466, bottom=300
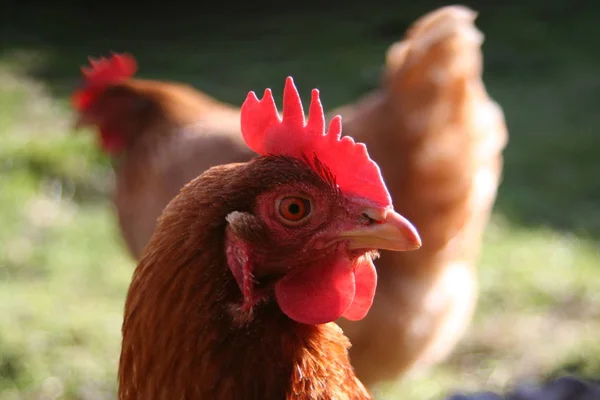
left=339, top=209, right=421, bottom=251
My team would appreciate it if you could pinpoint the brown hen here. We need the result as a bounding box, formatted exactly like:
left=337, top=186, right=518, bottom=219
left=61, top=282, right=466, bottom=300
left=334, top=5, right=508, bottom=385
left=118, top=78, right=421, bottom=399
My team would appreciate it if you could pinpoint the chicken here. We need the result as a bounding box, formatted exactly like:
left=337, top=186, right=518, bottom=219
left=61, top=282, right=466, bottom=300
left=332, top=6, right=508, bottom=384
left=71, top=54, right=256, bottom=259
left=118, top=77, right=421, bottom=399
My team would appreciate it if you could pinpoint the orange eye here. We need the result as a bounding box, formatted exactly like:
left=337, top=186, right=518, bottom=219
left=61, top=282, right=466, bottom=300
left=278, top=197, right=311, bottom=222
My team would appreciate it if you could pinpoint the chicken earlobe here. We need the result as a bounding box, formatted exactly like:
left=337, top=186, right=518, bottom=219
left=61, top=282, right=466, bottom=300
left=225, top=211, right=265, bottom=324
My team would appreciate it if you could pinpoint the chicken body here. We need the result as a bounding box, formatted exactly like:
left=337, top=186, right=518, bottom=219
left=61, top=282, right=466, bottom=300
left=334, top=6, right=508, bottom=384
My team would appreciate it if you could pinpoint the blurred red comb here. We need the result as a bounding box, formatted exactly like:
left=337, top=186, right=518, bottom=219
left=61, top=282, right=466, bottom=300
left=72, top=53, right=137, bottom=110
left=240, top=77, right=392, bottom=207
left=81, top=53, right=137, bottom=85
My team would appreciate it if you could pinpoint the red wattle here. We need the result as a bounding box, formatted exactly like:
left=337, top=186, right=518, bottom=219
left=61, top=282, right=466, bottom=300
left=341, top=257, right=377, bottom=321
left=275, top=257, right=356, bottom=325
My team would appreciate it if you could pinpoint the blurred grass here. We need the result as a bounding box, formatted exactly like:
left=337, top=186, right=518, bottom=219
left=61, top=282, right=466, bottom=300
left=0, top=2, right=600, bottom=399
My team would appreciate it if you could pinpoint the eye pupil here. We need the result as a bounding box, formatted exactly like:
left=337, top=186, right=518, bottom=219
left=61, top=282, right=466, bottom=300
left=278, top=197, right=311, bottom=223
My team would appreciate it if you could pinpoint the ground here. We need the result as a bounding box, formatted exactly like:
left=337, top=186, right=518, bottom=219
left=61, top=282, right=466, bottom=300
left=0, top=2, right=599, bottom=399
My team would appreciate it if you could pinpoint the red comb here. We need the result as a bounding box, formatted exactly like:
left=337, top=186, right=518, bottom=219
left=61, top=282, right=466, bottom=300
left=241, top=77, right=392, bottom=207
left=72, top=53, right=137, bottom=110
left=81, top=53, right=137, bottom=86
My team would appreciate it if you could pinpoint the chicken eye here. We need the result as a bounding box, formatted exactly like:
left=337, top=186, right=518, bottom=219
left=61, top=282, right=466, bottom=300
left=278, top=197, right=311, bottom=223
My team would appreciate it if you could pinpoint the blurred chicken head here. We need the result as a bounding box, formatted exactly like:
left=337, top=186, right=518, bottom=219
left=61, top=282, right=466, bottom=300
left=71, top=53, right=139, bottom=154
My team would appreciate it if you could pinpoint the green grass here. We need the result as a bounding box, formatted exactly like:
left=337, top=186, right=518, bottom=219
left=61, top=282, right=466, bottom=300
left=1, top=2, right=600, bottom=399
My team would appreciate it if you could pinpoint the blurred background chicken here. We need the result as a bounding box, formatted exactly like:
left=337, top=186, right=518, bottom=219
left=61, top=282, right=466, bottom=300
left=334, top=6, right=508, bottom=385
left=2, top=1, right=600, bottom=399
